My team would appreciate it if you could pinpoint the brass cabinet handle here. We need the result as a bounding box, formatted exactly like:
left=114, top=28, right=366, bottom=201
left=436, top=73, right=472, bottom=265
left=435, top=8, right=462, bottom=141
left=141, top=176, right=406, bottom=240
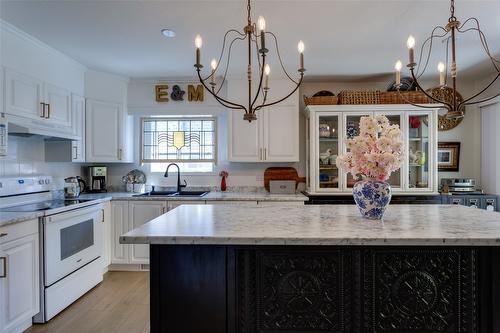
left=259, top=148, right=263, bottom=160
left=264, top=148, right=267, bottom=160
left=101, top=209, right=105, bottom=223
left=73, top=146, right=78, bottom=160
left=0, top=257, right=6, bottom=278
left=118, top=148, right=123, bottom=160
left=46, top=103, right=51, bottom=119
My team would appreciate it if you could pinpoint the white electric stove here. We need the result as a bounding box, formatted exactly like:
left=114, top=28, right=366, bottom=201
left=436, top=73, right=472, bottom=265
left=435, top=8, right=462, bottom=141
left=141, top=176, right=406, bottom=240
left=0, top=176, right=104, bottom=323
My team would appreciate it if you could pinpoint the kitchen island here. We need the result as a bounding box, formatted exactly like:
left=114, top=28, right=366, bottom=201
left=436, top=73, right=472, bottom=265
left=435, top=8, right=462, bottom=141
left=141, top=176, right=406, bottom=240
left=120, top=204, right=500, bottom=333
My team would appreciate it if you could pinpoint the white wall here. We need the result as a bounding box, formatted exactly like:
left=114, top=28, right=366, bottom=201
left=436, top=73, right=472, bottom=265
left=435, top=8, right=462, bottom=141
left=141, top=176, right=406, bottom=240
left=0, top=20, right=86, bottom=187
left=104, top=78, right=301, bottom=190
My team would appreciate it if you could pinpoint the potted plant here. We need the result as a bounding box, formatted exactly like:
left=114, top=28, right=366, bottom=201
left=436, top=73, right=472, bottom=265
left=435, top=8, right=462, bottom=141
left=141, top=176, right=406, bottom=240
left=336, top=115, right=403, bottom=219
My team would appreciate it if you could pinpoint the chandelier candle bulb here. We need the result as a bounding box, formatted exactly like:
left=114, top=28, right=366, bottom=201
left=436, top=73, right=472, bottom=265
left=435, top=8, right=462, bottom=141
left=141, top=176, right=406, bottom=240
left=438, top=62, right=446, bottom=86
left=264, top=64, right=270, bottom=89
left=195, top=35, right=202, bottom=66
left=395, top=60, right=402, bottom=85
left=210, top=59, right=217, bottom=84
left=298, top=40, right=305, bottom=70
left=258, top=16, right=266, bottom=51
left=407, top=35, right=416, bottom=65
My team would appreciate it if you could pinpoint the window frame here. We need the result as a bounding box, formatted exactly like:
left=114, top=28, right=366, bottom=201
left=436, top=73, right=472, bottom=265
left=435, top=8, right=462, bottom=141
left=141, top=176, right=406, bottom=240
left=139, top=116, right=218, bottom=165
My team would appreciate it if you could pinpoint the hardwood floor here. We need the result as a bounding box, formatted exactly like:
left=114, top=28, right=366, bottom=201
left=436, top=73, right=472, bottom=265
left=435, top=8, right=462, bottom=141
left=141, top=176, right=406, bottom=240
left=26, top=271, right=149, bottom=333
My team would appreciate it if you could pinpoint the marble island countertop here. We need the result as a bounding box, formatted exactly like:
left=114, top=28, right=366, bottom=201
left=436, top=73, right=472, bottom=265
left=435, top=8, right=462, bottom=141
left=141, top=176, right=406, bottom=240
left=120, top=204, right=500, bottom=246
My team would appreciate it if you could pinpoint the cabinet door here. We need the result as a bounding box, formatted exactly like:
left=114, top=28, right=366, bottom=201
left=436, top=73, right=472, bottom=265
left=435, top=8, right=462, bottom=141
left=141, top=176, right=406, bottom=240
left=374, top=111, right=405, bottom=191
left=86, top=99, right=121, bottom=162
left=262, top=105, right=299, bottom=162
left=228, top=110, right=263, bottom=162
left=0, top=234, right=39, bottom=333
left=45, top=83, right=72, bottom=131
left=315, top=112, right=343, bottom=192
left=406, top=111, right=435, bottom=192
left=101, top=201, right=112, bottom=269
left=128, top=201, right=166, bottom=264
left=342, top=112, right=373, bottom=190
left=71, top=94, right=85, bottom=162
left=4, top=69, right=44, bottom=120
left=111, top=201, right=129, bottom=264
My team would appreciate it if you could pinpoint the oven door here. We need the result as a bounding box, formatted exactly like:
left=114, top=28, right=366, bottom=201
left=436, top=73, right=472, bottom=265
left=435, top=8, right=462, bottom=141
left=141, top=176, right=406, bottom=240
left=43, top=204, right=103, bottom=286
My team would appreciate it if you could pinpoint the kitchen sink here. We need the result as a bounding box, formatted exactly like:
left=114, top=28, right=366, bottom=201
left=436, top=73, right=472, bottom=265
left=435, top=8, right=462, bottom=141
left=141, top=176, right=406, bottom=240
left=171, top=191, right=209, bottom=197
left=134, top=191, right=178, bottom=197
left=134, top=190, right=209, bottom=197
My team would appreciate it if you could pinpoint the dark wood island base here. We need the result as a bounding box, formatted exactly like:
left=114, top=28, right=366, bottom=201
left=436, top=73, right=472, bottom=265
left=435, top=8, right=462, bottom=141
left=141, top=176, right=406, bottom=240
left=150, top=245, right=500, bottom=333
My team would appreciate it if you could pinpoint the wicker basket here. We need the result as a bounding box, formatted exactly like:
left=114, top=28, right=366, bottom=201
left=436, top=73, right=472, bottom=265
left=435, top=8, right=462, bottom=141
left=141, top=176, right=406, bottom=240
left=303, top=95, right=339, bottom=106
left=379, top=91, right=430, bottom=104
left=338, top=90, right=380, bottom=105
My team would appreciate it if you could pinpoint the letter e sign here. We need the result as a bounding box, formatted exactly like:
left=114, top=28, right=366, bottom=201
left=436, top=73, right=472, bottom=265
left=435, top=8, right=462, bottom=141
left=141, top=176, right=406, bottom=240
left=155, top=85, right=169, bottom=102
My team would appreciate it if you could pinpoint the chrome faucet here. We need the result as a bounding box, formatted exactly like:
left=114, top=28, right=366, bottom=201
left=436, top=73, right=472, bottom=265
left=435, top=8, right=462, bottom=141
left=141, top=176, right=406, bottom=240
left=164, top=163, right=187, bottom=193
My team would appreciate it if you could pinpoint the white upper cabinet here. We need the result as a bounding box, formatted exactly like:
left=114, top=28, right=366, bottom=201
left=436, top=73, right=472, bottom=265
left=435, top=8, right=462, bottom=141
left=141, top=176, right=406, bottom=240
left=229, top=110, right=263, bottom=161
left=228, top=91, right=299, bottom=162
left=44, top=83, right=72, bottom=132
left=4, top=68, right=75, bottom=136
left=86, top=99, right=133, bottom=163
left=262, top=105, right=299, bottom=162
left=4, top=69, right=44, bottom=120
left=71, top=94, right=85, bottom=162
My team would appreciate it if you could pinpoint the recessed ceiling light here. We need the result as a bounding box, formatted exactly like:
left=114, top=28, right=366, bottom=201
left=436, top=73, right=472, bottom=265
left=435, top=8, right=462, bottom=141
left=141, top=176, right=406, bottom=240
left=161, top=29, right=176, bottom=38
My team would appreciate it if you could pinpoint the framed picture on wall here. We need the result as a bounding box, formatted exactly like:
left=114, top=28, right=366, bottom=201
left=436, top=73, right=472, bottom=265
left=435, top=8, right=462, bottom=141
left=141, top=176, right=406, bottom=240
left=437, top=142, right=461, bottom=171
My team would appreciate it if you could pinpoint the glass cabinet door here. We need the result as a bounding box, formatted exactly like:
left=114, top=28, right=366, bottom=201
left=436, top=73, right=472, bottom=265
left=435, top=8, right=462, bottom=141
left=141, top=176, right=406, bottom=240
left=343, top=113, right=371, bottom=188
left=407, top=113, right=430, bottom=190
left=375, top=112, right=403, bottom=189
left=317, top=114, right=340, bottom=190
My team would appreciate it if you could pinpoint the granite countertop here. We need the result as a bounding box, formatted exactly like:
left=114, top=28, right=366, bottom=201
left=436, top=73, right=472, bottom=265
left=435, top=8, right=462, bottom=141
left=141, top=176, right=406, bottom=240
left=79, top=191, right=308, bottom=202
left=120, top=204, right=500, bottom=246
left=0, top=211, right=45, bottom=227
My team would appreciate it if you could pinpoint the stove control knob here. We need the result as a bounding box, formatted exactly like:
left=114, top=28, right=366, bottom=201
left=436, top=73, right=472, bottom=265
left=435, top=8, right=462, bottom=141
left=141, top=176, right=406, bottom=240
left=38, top=180, right=44, bottom=185
left=44, top=179, right=50, bottom=184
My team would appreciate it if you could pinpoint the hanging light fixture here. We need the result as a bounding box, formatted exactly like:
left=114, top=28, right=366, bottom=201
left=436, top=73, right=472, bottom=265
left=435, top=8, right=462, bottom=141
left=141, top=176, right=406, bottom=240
left=193, top=0, right=305, bottom=122
left=394, top=0, right=500, bottom=119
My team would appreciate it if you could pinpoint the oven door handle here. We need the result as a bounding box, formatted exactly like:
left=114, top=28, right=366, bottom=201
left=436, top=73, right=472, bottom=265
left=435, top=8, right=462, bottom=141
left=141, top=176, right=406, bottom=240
left=44, top=204, right=104, bottom=225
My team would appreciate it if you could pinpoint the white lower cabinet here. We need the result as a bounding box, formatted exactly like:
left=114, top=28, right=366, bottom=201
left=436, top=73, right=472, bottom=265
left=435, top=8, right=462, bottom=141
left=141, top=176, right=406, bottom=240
left=128, top=201, right=167, bottom=265
left=0, top=219, right=39, bottom=333
left=111, top=201, right=129, bottom=264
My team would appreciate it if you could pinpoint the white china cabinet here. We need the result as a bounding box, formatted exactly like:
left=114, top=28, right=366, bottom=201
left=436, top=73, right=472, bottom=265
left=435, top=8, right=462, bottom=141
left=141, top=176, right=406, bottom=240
left=305, top=104, right=440, bottom=195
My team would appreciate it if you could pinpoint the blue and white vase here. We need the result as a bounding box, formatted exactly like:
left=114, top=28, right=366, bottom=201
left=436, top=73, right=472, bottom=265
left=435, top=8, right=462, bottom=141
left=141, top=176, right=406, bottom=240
left=352, top=179, right=392, bottom=220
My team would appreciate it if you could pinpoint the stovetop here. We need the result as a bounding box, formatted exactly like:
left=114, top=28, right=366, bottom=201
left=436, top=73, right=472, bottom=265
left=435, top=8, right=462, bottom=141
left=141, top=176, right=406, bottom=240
left=0, top=199, right=95, bottom=212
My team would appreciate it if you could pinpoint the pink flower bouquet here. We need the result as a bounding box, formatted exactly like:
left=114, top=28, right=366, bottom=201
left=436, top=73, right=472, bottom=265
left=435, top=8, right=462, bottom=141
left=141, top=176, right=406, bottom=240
left=336, top=115, right=404, bottom=182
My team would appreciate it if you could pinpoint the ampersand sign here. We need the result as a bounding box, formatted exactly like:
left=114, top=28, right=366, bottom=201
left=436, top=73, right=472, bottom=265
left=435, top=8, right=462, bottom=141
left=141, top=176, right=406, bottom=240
left=170, top=85, right=185, bottom=101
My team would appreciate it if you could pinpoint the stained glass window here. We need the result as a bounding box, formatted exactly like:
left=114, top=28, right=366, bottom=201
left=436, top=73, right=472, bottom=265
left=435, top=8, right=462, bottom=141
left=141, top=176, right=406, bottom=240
left=141, top=117, right=216, bottom=163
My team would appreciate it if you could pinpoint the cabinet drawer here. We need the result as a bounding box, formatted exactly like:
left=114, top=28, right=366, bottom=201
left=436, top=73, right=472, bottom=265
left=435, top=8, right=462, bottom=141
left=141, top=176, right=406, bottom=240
left=0, top=219, right=38, bottom=245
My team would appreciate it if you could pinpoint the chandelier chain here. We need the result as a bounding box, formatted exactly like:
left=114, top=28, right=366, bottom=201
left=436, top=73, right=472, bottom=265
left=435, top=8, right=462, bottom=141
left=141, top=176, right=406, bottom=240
left=450, top=0, right=456, bottom=21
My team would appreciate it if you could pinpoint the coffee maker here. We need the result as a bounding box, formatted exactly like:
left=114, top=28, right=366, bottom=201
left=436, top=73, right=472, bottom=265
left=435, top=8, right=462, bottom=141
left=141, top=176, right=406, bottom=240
left=88, top=166, right=107, bottom=193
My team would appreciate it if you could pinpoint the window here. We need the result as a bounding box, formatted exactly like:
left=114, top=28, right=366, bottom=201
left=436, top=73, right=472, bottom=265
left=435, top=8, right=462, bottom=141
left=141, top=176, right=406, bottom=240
left=141, top=117, right=216, bottom=173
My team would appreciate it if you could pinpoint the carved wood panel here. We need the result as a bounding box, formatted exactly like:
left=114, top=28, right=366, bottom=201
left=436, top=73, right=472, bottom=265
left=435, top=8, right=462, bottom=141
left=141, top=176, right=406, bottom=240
left=236, top=249, right=352, bottom=333
left=234, top=247, right=478, bottom=333
left=363, top=248, right=477, bottom=333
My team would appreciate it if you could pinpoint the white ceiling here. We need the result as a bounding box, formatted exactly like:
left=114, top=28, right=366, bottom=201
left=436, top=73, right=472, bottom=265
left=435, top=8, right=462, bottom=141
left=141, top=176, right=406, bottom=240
left=1, top=0, right=499, bottom=80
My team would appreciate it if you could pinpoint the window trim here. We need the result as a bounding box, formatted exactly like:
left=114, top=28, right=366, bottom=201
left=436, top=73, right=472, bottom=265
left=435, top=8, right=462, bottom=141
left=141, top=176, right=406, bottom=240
left=140, top=116, right=218, bottom=164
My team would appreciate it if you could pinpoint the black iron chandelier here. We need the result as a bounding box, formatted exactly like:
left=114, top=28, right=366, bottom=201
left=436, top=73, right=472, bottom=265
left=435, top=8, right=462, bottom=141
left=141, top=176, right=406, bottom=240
left=194, top=0, right=305, bottom=122
left=394, top=0, right=499, bottom=119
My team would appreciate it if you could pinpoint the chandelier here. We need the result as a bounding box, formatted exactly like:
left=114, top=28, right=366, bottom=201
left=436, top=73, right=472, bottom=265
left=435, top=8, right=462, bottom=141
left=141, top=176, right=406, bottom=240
left=394, top=0, right=499, bottom=119
left=193, top=0, right=305, bottom=122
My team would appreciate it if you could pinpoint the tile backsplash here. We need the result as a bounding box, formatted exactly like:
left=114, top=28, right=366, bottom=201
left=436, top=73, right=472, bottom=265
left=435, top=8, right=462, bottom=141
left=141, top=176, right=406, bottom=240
left=0, top=135, right=82, bottom=189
